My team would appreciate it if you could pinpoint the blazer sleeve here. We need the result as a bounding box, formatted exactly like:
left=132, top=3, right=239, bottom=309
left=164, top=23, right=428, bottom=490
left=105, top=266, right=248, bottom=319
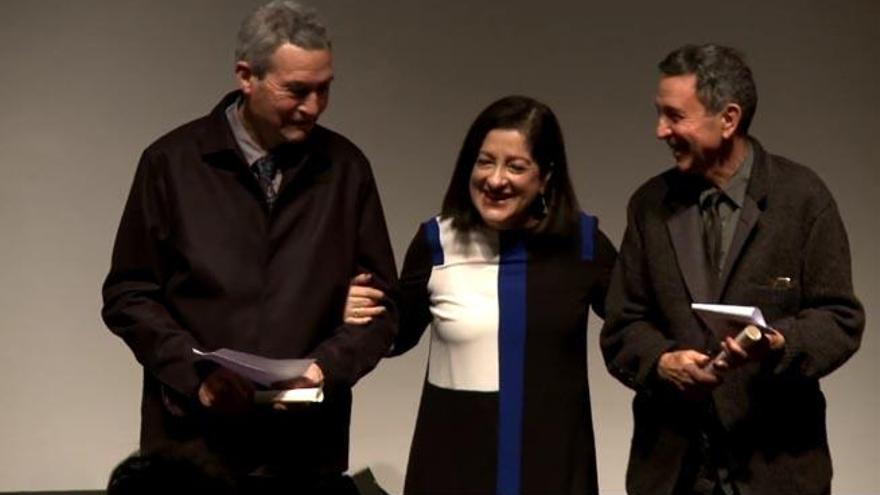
left=309, top=169, right=400, bottom=388
left=389, top=222, right=434, bottom=356
left=600, top=201, right=677, bottom=392
left=101, top=149, right=203, bottom=400
left=769, top=198, right=865, bottom=380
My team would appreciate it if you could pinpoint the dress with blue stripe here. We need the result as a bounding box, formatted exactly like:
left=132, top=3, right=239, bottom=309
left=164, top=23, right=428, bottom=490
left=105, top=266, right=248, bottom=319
left=393, top=212, right=616, bottom=495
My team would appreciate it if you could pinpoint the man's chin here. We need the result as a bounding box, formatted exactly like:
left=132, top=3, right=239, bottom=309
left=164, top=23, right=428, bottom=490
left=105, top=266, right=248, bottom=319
left=281, top=126, right=314, bottom=144
left=674, top=157, right=694, bottom=173
left=675, top=159, right=716, bottom=180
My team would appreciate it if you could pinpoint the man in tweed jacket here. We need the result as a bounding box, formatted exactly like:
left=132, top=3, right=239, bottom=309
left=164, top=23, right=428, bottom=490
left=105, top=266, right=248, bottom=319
left=601, top=44, right=864, bottom=495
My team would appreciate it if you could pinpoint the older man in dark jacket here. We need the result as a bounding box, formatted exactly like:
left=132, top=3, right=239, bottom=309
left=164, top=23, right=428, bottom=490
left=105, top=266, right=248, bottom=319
left=102, top=2, right=397, bottom=493
left=601, top=44, right=864, bottom=495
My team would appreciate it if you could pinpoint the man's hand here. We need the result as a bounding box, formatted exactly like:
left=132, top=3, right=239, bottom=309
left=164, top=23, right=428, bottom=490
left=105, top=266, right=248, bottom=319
left=765, top=328, right=785, bottom=351
left=198, top=367, right=254, bottom=415
left=273, top=362, right=324, bottom=390
left=714, top=327, right=786, bottom=371
left=657, top=350, right=720, bottom=391
left=268, top=363, right=325, bottom=412
left=343, top=272, right=385, bottom=325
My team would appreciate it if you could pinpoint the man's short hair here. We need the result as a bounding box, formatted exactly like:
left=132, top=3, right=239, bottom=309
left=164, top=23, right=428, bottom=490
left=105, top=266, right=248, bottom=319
left=658, top=43, right=758, bottom=135
left=235, top=0, right=331, bottom=77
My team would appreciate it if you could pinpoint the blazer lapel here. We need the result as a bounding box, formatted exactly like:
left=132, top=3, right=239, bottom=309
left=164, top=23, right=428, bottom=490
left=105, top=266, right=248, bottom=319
left=718, top=195, right=759, bottom=292
left=667, top=203, right=714, bottom=304
left=718, top=138, right=771, bottom=298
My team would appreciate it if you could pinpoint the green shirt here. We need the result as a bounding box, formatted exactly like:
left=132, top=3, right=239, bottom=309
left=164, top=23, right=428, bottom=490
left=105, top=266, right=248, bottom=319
left=699, top=142, right=753, bottom=274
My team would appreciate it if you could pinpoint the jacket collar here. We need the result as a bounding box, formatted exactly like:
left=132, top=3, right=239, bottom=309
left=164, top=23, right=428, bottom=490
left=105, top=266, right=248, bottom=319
left=197, top=91, right=244, bottom=159
left=664, top=136, right=772, bottom=304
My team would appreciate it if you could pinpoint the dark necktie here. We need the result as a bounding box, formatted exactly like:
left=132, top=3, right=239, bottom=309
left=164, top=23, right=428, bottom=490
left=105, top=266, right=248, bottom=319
left=703, top=191, right=724, bottom=278
left=252, top=155, right=277, bottom=209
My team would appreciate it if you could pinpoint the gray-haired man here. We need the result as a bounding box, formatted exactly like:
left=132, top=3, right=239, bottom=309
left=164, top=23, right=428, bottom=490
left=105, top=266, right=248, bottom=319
left=102, top=2, right=397, bottom=492
left=601, top=44, right=864, bottom=495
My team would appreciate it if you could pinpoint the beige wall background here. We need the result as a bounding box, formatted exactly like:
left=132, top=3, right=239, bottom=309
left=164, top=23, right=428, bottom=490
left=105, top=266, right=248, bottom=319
left=0, top=1, right=876, bottom=493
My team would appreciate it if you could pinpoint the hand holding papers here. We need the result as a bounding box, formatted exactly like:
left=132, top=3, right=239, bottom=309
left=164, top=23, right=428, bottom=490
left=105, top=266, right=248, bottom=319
left=193, top=348, right=314, bottom=386
left=193, top=348, right=323, bottom=403
left=691, top=304, right=777, bottom=372
left=705, top=325, right=763, bottom=373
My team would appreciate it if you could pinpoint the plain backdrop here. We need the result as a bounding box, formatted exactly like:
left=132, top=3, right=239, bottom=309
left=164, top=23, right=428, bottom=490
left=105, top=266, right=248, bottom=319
left=0, top=1, right=877, bottom=493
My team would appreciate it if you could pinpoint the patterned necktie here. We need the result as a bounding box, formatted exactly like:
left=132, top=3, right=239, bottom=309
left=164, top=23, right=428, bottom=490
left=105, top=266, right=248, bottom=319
left=703, top=191, right=724, bottom=278
left=252, top=155, right=277, bottom=209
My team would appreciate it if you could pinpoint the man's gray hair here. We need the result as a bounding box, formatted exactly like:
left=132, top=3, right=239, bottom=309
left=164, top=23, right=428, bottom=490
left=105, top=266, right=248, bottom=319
left=235, top=0, right=331, bottom=77
left=658, top=44, right=758, bottom=135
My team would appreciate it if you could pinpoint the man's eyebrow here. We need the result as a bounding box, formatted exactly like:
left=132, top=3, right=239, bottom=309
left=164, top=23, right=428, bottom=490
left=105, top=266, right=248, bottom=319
left=285, top=78, right=334, bottom=89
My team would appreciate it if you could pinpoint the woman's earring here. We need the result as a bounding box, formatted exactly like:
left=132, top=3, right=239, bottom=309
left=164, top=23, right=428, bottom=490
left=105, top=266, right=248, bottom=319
left=534, top=193, right=548, bottom=218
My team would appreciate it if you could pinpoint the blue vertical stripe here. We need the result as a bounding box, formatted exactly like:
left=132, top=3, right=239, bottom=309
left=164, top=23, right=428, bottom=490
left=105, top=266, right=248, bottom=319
left=496, top=232, right=527, bottom=495
left=423, top=218, right=444, bottom=266
left=579, top=212, right=596, bottom=261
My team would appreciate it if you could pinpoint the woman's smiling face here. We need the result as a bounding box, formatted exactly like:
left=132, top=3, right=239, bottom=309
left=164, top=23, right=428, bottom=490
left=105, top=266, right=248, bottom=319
left=469, top=128, right=548, bottom=230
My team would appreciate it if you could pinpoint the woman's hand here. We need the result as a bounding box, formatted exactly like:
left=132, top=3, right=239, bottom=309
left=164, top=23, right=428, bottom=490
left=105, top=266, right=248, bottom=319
left=343, top=272, right=386, bottom=325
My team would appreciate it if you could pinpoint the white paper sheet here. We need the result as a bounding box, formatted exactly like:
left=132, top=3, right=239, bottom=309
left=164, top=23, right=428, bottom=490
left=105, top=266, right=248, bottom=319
left=691, top=303, right=770, bottom=336
left=192, top=347, right=313, bottom=387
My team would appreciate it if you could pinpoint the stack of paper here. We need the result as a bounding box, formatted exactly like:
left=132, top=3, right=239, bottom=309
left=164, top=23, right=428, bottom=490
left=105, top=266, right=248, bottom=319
left=193, top=348, right=323, bottom=403
left=691, top=303, right=770, bottom=336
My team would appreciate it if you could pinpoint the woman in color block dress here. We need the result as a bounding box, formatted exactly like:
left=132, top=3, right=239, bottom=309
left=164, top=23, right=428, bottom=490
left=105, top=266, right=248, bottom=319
left=346, top=95, right=616, bottom=495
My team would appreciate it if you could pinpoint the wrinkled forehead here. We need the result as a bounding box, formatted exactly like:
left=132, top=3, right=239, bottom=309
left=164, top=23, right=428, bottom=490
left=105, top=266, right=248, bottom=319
left=265, top=43, right=334, bottom=82
left=655, top=74, right=701, bottom=108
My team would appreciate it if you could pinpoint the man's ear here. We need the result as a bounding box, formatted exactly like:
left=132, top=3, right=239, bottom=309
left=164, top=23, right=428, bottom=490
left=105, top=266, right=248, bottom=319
left=720, top=103, right=742, bottom=139
left=234, top=61, right=256, bottom=95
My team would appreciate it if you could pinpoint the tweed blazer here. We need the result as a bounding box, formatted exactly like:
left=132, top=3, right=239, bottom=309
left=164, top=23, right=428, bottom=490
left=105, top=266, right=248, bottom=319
left=601, top=138, right=864, bottom=495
